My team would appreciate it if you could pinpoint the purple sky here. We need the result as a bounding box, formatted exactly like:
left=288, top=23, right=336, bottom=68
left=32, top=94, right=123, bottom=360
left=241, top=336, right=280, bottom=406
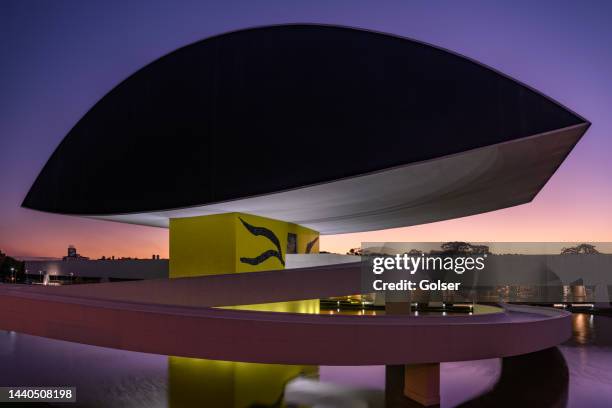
left=1, top=1, right=611, bottom=259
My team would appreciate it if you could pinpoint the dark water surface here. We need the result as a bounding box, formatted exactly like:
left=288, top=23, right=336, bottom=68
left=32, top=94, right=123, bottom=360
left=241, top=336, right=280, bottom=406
left=0, top=313, right=610, bottom=407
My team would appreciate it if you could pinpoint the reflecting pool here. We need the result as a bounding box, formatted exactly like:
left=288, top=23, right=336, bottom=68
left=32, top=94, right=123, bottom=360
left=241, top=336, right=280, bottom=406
left=0, top=313, right=610, bottom=407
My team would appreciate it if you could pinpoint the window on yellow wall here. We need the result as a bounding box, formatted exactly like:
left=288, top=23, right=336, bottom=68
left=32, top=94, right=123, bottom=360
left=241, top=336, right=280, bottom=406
left=287, top=233, right=297, bottom=254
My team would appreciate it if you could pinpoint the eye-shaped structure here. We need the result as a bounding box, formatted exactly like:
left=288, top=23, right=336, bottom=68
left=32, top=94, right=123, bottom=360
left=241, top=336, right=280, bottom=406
left=22, top=24, right=589, bottom=234
left=12, top=25, right=584, bottom=395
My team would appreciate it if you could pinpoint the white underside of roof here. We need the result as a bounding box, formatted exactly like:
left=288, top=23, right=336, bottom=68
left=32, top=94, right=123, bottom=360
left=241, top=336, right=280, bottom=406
left=89, top=123, right=587, bottom=234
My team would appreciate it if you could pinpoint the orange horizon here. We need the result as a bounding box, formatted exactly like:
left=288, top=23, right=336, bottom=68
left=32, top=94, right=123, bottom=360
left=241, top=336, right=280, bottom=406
left=4, top=190, right=612, bottom=260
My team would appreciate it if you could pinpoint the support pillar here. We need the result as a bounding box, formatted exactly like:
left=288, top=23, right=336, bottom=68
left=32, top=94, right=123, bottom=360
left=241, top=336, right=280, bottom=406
left=403, top=363, right=440, bottom=406
left=385, top=301, right=413, bottom=315
left=385, top=292, right=441, bottom=406
left=385, top=284, right=413, bottom=315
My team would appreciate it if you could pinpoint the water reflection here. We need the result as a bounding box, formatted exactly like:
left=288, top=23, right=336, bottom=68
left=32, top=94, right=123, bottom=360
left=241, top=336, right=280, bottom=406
left=567, top=312, right=612, bottom=347
left=285, top=376, right=384, bottom=408
left=0, top=313, right=610, bottom=407
left=572, top=313, right=594, bottom=345
left=457, top=347, right=569, bottom=408
left=168, top=357, right=315, bottom=407
left=0, top=331, right=167, bottom=408
left=559, top=313, right=612, bottom=407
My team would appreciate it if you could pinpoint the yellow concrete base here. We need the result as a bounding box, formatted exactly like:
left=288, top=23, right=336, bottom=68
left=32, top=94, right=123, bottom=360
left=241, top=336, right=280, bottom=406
left=169, top=212, right=319, bottom=278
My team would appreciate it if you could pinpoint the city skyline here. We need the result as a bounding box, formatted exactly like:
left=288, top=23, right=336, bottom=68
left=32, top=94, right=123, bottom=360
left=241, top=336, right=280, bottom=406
left=2, top=1, right=612, bottom=259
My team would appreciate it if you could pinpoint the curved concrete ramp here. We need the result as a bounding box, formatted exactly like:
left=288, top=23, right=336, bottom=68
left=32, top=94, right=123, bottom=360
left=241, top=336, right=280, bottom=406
left=0, top=263, right=571, bottom=365
left=14, top=262, right=364, bottom=307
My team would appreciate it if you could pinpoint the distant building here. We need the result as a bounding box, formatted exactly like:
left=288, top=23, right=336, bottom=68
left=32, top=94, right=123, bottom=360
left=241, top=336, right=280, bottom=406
left=63, top=245, right=89, bottom=261
left=25, top=247, right=167, bottom=285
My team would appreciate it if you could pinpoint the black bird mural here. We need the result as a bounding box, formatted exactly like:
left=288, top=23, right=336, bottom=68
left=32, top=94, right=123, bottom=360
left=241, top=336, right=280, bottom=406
left=239, top=218, right=285, bottom=267
left=306, top=237, right=319, bottom=254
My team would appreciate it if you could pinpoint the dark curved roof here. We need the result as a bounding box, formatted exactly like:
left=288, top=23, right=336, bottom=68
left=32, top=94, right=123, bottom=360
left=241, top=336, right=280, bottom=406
left=23, top=24, right=586, bottom=216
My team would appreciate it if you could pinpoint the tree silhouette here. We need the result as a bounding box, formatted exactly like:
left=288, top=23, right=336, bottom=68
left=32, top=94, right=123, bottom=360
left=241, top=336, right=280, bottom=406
left=440, top=242, right=489, bottom=254
left=346, top=247, right=363, bottom=256
left=561, top=243, right=599, bottom=254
